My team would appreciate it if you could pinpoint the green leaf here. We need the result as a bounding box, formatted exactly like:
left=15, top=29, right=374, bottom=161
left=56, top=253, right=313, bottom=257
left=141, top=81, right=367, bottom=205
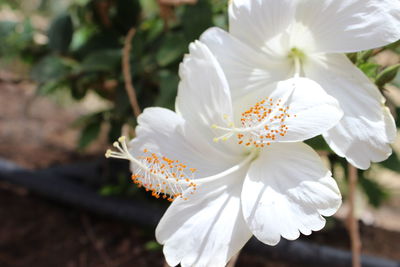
left=380, top=152, right=400, bottom=172
left=72, top=111, right=104, bottom=127
left=81, top=49, right=121, bottom=72
left=346, top=53, right=358, bottom=64
left=37, top=80, right=68, bottom=95
left=359, top=173, right=389, bottom=208
left=31, top=55, right=70, bottom=83
left=141, top=17, right=164, bottom=44
left=79, top=121, right=101, bottom=149
left=358, top=62, right=379, bottom=79
left=139, top=0, right=159, bottom=18
left=375, top=64, right=400, bottom=88
left=144, top=241, right=162, bottom=251
left=48, top=13, right=74, bottom=54
left=74, top=30, right=121, bottom=59
left=213, top=14, right=228, bottom=30
left=155, top=70, right=179, bottom=109
left=99, top=185, right=123, bottom=196
left=356, top=50, right=373, bottom=64
left=182, top=0, right=213, bottom=41
left=113, top=0, right=141, bottom=34
left=107, top=117, right=125, bottom=144
left=392, top=70, right=400, bottom=88
left=304, top=135, right=331, bottom=152
left=396, top=107, right=400, bottom=128
left=156, top=33, right=188, bottom=67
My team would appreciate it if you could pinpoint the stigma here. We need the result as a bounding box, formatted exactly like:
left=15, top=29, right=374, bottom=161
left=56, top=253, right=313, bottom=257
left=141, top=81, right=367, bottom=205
left=105, top=136, right=197, bottom=202
left=212, top=97, right=294, bottom=148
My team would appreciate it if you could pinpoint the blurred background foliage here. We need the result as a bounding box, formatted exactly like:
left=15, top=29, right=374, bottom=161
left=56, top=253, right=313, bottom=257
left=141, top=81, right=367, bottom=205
left=1, top=0, right=400, bottom=210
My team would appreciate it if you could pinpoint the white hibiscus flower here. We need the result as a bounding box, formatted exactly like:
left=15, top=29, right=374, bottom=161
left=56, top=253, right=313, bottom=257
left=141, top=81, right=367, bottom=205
left=200, top=0, right=400, bottom=170
left=106, top=42, right=343, bottom=266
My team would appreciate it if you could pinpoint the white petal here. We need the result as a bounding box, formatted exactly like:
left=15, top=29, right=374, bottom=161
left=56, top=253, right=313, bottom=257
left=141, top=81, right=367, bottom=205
left=241, top=142, right=341, bottom=246
left=176, top=41, right=242, bottom=155
left=131, top=107, right=242, bottom=177
left=177, top=40, right=232, bottom=129
left=304, top=54, right=396, bottom=169
left=156, top=167, right=252, bottom=267
left=200, top=27, right=291, bottom=99
left=232, top=77, right=343, bottom=143
left=228, top=0, right=296, bottom=53
left=296, top=0, right=400, bottom=53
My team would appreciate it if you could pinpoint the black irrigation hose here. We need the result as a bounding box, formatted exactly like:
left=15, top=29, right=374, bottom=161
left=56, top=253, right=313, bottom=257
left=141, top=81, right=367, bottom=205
left=0, top=158, right=398, bottom=267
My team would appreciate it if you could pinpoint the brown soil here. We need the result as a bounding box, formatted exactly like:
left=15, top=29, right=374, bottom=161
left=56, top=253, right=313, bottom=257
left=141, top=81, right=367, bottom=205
left=0, top=186, right=164, bottom=267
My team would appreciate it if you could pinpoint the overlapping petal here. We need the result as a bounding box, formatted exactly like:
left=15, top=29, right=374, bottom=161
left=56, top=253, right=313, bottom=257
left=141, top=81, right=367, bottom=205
left=176, top=41, right=242, bottom=155
left=296, top=0, right=400, bottom=53
left=241, top=142, right=341, bottom=246
left=304, top=54, right=396, bottom=169
left=177, top=41, right=233, bottom=130
left=156, top=167, right=253, bottom=267
left=231, top=77, right=343, bottom=143
left=200, top=27, right=291, bottom=98
left=228, top=0, right=296, bottom=53
left=131, top=107, right=242, bottom=177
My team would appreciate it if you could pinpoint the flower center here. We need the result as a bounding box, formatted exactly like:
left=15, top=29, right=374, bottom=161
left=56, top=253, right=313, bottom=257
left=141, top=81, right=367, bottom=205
left=105, top=137, right=197, bottom=202
left=288, top=47, right=305, bottom=77
left=212, top=95, right=295, bottom=148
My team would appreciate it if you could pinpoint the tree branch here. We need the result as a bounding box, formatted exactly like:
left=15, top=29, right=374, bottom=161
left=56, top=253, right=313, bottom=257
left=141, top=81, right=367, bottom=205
left=347, top=164, right=361, bottom=267
left=122, top=27, right=141, bottom=118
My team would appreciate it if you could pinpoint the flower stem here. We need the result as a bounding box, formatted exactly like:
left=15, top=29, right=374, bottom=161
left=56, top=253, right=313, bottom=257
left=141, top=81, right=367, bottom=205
left=347, top=164, right=361, bottom=267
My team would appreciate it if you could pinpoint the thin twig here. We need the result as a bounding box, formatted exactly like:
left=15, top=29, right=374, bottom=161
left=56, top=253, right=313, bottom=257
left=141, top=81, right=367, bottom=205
left=122, top=27, right=141, bottom=118
left=81, top=214, right=112, bottom=267
left=372, top=47, right=386, bottom=56
left=347, top=164, right=361, bottom=267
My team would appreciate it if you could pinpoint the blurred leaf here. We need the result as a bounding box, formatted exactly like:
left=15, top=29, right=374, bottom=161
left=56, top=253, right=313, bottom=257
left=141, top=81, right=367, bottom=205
left=48, top=13, right=74, bottom=54
left=380, top=152, right=400, bottom=172
left=304, top=135, right=331, bottom=152
left=347, top=52, right=358, bottom=64
left=145, top=241, right=162, bottom=251
left=31, top=55, right=70, bottom=83
left=386, top=40, right=400, bottom=52
left=70, top=79, right=89, bottom=100
left=358, top=62, right=379, bottom=79
left=113, top=0, right=141, bottom=34
left=37, top=80, right=68, bottom=95
left=156, top=33, right=187, bottom=67
left=139, top=0, right=159, bottom=18
left=99, top=185, right=125, bottom=197
left=375, top=64, right=400, bottom=88
left=81, top=49, right=121, bottom=72
left=213, top=14, right=228, bottom=29
left=155, top=70, right=179, bottom=109
left=396, top=107, right=400, bottom=128
left=99, top=185, right=123, bottom=196
left=74, top=30, right=121, bottom=59
left=182, top=0, right=213, bottom=41
left=70, top=24, right=98, bottom=52
left=356, top=49, right=373, bottom=64
left=108, top=117, right=125, bottom=143
left=0, top=20, right=34, bottom=57
left=359, top=173, right=389, bottom=208
left=79, top=121, right=101, bottom=149
left=141, top=17, right=164, bottom=43
left=393, top=71, right=400, bottom=88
